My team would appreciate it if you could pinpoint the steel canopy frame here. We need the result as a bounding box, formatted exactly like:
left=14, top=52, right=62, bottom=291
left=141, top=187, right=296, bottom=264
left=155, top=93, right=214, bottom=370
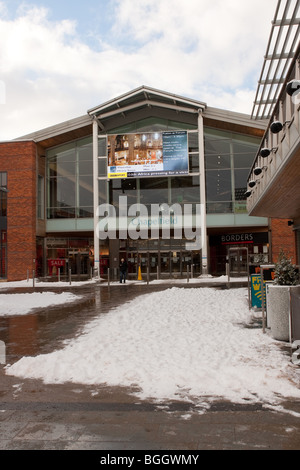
left=251, top=0, right=300, bottom=120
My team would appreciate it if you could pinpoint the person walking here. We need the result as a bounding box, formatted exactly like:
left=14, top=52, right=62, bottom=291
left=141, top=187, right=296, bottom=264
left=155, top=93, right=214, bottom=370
left=119, top=258, right=128, bottom=283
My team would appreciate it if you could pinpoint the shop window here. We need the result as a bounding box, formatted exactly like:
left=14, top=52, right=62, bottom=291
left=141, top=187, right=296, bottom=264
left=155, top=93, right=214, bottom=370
left=0, top=172, right=7, bottom=188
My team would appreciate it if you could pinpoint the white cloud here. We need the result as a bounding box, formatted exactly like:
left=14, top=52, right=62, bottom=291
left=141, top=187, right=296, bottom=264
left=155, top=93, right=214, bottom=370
left=0, top=0, right=277, bottom=139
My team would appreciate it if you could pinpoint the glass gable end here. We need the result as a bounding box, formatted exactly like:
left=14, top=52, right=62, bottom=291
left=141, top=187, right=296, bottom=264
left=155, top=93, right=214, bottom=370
left=204, top=128, right=260, bottom=214
left=47, top=137, right=93, bottom=220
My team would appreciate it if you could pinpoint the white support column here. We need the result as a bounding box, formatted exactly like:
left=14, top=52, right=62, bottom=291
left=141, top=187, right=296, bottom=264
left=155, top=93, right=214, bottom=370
left=93, top=118, right=100, bottom=278
left=198, top=110, right=208, bottom=275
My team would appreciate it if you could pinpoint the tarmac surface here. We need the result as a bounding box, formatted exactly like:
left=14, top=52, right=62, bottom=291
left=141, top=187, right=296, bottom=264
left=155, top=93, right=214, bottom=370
left=0, top=279, right=300, bottom=452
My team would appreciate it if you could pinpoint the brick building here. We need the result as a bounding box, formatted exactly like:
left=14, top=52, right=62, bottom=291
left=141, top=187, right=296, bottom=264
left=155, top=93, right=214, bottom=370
left=0, top=141, right=37, bottom=281
left=270, top=219, right=297, bottom=264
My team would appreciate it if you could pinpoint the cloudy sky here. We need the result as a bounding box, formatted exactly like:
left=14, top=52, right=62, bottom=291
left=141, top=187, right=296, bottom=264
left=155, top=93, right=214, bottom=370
left=0, top=0, right=278, bottom=140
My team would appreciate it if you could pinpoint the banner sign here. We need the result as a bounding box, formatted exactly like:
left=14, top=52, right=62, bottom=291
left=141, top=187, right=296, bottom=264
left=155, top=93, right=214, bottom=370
left=107, top=131, right=189, bottom=179
left=48, top=259, right=66, bottom=268
left=210, top=232, right=269, bottom=246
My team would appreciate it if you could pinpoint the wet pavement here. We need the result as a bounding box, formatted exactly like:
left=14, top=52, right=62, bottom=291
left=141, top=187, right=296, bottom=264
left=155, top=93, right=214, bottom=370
left=0, top=280, right=300, bottom=451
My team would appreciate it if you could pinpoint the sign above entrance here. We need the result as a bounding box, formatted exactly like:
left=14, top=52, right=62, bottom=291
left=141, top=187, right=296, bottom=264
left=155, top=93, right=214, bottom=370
left=210, top=232, right=269, bottom=246
left=107, top=131, right=189, bottom=179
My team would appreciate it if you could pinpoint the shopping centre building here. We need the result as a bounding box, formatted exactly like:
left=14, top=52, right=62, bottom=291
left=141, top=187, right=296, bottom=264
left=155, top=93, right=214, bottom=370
left=0, top=2, right=298, bottom=282
left=0, top=85, right=270, bottom=281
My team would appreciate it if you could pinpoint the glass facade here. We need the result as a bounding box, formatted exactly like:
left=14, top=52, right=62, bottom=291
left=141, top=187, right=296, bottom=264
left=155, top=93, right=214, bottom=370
left=105, top=175, right=200, bottom=217
left=47, top=137, right=93, bottom=219
left=101, top=130, right=200, bottom=212
left=45, top=121, right=264, bottom=278
left=204, top=128, right=260, bottom=214
left=46, top=129, right=259, bottom=222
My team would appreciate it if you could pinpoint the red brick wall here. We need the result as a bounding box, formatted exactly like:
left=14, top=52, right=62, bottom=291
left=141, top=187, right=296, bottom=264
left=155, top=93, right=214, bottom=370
left=0, top=141, right=37, bottom=281
left=270, top=218, right=297, bottom=264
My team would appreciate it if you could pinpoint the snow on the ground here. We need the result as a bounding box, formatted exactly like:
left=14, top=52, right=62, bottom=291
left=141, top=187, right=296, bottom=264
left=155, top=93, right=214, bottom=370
left=0, top=275, right=247, bottom=290
left=99, top=275, right=248, bottom=286
left=5, top=287, right=300, bottom=408
left=0, top=279, right=96, bottom=289
left=0, top=278, right=93, bottom=315
left=0, top=292, right=81, bottom=316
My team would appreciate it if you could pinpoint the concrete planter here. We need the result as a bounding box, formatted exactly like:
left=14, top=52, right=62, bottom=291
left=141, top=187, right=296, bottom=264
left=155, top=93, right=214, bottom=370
left=267, top=285, right=291, bottom=342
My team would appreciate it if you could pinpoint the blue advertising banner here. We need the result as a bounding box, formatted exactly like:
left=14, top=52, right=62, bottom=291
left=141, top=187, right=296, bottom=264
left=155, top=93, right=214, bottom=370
left=162, top=131, right=189, bottom=173
left=107, top=131, right=189, bottom=178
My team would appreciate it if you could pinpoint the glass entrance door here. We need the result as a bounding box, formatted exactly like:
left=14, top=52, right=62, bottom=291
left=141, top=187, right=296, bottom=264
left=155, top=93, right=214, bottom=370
left=160, top=252, right=171, bottom=277
left=69, top=250, right=90, bottom=276
left=149, top=253, right=159, bottom=275
left=181, top=252, right=192, bottom=276
left=171, top=251, right=180, bottom=276
left=228, top=247, right=248, bottom=276
left=123, top=239, right=201, bottom=279
left=140, top=253, right=148, bottom=275
left=127, top=252, right=138, bottom=277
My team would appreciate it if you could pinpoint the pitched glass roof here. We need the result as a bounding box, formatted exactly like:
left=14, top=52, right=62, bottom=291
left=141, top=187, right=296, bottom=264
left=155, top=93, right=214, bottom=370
left=88, top=85, right=207, bottom=121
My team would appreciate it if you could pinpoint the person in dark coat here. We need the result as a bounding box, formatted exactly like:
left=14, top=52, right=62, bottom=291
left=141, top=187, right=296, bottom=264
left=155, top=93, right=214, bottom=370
left=119, top=258, right=128, bottom=283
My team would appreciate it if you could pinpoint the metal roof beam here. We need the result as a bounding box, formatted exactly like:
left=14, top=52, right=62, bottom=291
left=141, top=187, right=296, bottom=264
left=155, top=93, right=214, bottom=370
left=95, top=100, right=199, bottom=121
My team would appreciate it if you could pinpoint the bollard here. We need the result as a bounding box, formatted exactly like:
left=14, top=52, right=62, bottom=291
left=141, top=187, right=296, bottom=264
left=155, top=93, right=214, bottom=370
left=187, top=265, right=189, bottom=283
left=191, top=264, right=194, bottom=279
left=69, top=268, right=72, bottom=285
left=32, top=270, right=35, bottom=288
left=0, top=340, right=5, bottom=365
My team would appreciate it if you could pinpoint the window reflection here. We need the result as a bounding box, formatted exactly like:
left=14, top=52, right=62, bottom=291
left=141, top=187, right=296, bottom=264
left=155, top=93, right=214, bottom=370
left=47, top=138, right=93, bottom=219
left=171, top=176, right=199, bottom=204
left=205, top=130, right=260, bottom=214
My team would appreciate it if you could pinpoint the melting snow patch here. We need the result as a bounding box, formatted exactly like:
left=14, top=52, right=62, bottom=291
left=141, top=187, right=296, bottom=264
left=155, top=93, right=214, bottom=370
left=5, top=287, right=300, bottom=408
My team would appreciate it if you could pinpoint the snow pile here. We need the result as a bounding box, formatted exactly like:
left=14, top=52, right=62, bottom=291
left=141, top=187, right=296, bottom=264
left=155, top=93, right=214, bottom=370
left=5, top=287, right=300, bottom=406
left=0, top=292, right=81, bottom=316
left=0, top=279, right=96, bottom=290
